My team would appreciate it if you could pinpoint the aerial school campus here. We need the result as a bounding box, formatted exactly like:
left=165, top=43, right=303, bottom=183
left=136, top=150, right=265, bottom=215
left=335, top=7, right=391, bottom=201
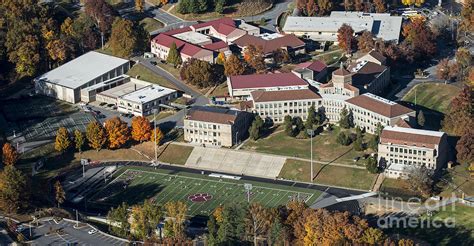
left=0, top=0, right=473, bottom=245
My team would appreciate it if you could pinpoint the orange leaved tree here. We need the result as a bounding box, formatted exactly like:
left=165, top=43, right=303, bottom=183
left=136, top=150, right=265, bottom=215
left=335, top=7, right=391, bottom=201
left=131, top=116, right=152, bottom=143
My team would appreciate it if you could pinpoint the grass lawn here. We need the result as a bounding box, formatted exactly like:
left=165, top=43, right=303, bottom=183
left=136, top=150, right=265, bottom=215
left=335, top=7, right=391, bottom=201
left=74, top=148, right=149, bottom=162
left=379, top=178, right=422, bottom=200
left=209, top=83, right=228, bottom=97
left=402, top=83, right=460, bottom=114
left=127, top=64, right=178, bottom=90
left=385, top=203, right=474, bottom=245
left=317, top=50, right=343, bottom=65
left=242, top=126, right=373, bottom=166
left=139, top=17, right=164, bottom=32
left=146, top=110, right=175, bottom=122
left=279, top=159, right=376, bottom=190
left=89, top=166, right=322, bottom=216
left=157, top=144, right=194, bottom=165
left=169, top=0, right=272, bottom=21
left=441, top=163, right=474, bottom=197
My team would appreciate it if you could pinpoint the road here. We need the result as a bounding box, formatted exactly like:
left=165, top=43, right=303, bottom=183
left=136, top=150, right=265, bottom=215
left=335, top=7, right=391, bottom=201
left=241, top=0, right=293, bottom=32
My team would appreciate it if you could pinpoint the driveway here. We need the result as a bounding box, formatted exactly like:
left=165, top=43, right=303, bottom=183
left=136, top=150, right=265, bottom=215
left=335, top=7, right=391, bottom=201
left=146, top=3, right=182, bottom=25
left=30, top=219, right=127, bottom=246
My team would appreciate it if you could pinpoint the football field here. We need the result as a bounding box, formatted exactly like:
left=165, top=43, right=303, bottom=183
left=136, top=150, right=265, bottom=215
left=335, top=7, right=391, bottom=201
left=90, top=167, right=322, bottom=216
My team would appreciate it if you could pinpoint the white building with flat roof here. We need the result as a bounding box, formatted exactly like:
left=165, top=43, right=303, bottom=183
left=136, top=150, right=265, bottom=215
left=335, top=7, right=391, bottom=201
left=34, top=51, right=130, bottom=103
left=283, top=12, right=403, bottom=43
left=117, top=84, right=178, bottom=116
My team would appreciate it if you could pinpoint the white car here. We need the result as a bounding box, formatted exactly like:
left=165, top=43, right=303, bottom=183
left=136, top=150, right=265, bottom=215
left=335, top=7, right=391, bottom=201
left=88, top=229, right=97, bottom=235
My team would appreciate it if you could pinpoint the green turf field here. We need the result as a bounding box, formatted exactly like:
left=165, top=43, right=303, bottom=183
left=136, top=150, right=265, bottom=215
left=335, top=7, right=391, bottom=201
left=90, top=167, right=322, bottom=216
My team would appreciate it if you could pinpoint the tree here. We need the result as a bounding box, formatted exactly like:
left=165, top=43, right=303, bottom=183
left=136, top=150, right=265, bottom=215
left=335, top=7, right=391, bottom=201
left=249, top=115, right=264, bottom=141
left=353, top=137, right=364, bottom=151
left=55, top=127, right=71, bottom=153
left=151, top=127, right=164, bottom=146
left=344, top=0, right=354, bottom=11
left=459, top=0, right=474, bottom=33
left=74, top=130, right=85, bottom=153
left=455, top=47, right=472, bottom=78
left=215, top=0, right=225, bottom=14
left=247, top=203, right=274, bottom=245
left=402, top=17, right=436, bottom=59
left=361, top=227, right=384, bottom=244
left=224, top=54, right=245, bottom=77
left=373, top=0, right=386, bottom=13
left=354, top=0, right=364, bottom=11
left=167, top=42, right=182, bottom=66
left=305, top=105, right=317, bottom=132
left=54, top=180, right=65, bottom=208
left=337, top=131, right=351, bottom=146
left=442, top=86, right=472, bottom=136
left=272, top=48, right=290, bottom=64
left=0, top=165, right=29, bottom=213
left=294, top=117, right=304, bottom=133
left=84, top=0, right=115, bottom=34
left=244, top=45, right=266, bottom=73
left=366, top=156, right=378, bottom=173
left=317, top=0, right=332, bottom=15
left=180, top=58, right=218, bottom=88
left=131, top=116, right=152, bottom=142
left=338, top=106, right=353, bottom=129
left=2, top=143, right=18, bottom=166
left=13, top=35, right=40, bottom=77
left=216, top=51, right=225, bottom=65
left=417, top=110, right=425, bottom=127
left=337, top=24, right=354, bottom=54
left=306, top=0, right=318, bottom=16
left=86, top=121, right=107, bottom=151
left=216, top=203, right=246, bottom=244
left=437, top=58, right=457, bottom=82
left=405, top=165, right=433, bottom=198
left=284, top=115, right=295, bottom=137
left=401, top=0, right=425, bottom=7
left=142, top=199, right=162, bottom=238
left=164, top=201, right=187, bottom=239
left=135, top=0, right=144, bottom=12
left=456, top=128, right=474, bottom=164
left=105, top=117, right=130, bottom=149
left=110, top=18, right=137, bottom=58
left=357, top=31, right=375, bottom=53
left=368, top=135, right=379, bottom=150
left=107, top=202, right=130, bottom=238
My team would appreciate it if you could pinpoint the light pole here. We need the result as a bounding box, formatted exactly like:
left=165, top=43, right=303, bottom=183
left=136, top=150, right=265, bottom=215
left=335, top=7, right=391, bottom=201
left=74, top=209, right=79, bottom=228
left=306, top=129, right=314, bottom=182
left=153, top=109, right=159, bottom=163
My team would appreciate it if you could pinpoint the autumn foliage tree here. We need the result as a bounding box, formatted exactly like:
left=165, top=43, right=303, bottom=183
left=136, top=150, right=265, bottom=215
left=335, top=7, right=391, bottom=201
left=135, top=0, right=144, bottom=12
left=180, top=58, right=221, bottom=88
left=150, top=127, right=164, bottom=146
left=224, top=54, right=245, bottom=77
left=402, top=16, right=436, bottom=59
left=110, top=18, right=137, bottom=58
left=0, top=165, right=30, bottom=214
left=2, top=143, right=19, bottom=166
left=164, top=201, right=187, bottom=239
left=442, top=86, right=473, bottom=136
left=54, top=180, right=65, bottom=208
left=74, top=130, right=85, bottom=153
left=84, top=0, right=115, bottom=34
left=357, top=31, right=375, bottom=53
left=131, top=116, right=152, bottom=143
left=105, top=117, right=130, bottom=149
left=337, top=24, right=354, bottom=54
left=456, top=128, right=473, bottom=164
left=243, top=45, right=266, bottom=73
left=86, top=121, right=107, bottom=151
left=55, top=127, right=71, bottom=153
left=374, top=0, right=386, bottom=13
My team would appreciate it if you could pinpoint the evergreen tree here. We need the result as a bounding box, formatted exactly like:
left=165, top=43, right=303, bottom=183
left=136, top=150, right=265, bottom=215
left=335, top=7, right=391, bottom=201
left=417, top=110, right=425, bottom=127
left=107, top=202, right=130, bottom=238
left=305, top=105, right=316, bottom=132
left=249, top=115, right=264, bottom=141
left=0, top=166, right=30, bottom=213
left=353, top=137, right=365, bottom=151
left=166, top=42, right=181, bottom=66
left=366, top=156, right=378, bottom=173
left=338, top=106, right=353, bottom=129
left=215, top=0, right=225, bottom=14
left=337, top=131, right=351, bottom=146
left=284, top=115, right=295, bottom=137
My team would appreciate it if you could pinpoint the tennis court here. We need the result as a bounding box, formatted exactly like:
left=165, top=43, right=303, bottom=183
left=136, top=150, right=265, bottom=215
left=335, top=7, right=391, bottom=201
left=90, top=167, right=322, bottom=216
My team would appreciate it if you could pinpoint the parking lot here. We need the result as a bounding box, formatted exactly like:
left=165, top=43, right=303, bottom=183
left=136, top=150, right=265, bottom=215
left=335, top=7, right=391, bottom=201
left=84, top=102, right=133, bottom=125
left=31, top=219, right=127, bottom=245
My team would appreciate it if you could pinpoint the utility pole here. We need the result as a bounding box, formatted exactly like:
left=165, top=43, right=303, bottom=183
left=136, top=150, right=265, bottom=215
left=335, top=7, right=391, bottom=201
left=306, top=129, right=314, bottom=182
left=76, top=209, right=79, bottom=228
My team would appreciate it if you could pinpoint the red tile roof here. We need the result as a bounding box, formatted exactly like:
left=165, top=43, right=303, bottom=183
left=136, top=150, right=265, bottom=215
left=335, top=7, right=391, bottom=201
left=229, top=72, right=308, bottom=90
left=233, top=34, right=305, bottom=55
left=333, top=67, right=351, bottom=76
left=395, top=118, right=413, bottom=128
left=347, top=61, right=387, bottom=87
left=191, top=17, right=235, bottom=32
left=380, top=127, right=444, bottom=149
left=251, top=89, right=321, bottom=102
left=296, top=60, right=327, bottom=72
left=162, top=26, right=192, bottom=36
left=152, top=34, right=206, bottom=57
left=186, top=106, right=242, bottom=125
left=202, top=41, right=228, bottom=51
left=346, top=93, right=414, bottom=118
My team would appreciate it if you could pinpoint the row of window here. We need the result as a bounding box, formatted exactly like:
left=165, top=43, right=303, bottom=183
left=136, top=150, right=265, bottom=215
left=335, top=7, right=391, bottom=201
left=187, top=122, right=222, bottom=130
left=254, top=100, right=319, bottom=109
left=389, top=147, right=428, bottom=156
left=186, top=129, right=221, bottom=137
left=389, top=159, right=434, bottom=169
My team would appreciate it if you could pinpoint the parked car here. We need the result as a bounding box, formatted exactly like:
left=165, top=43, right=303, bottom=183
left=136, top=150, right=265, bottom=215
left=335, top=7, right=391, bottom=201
left=353, top=157, right=360, bottom=162
left=150, top=61, right=157, bottom=65
left=88, top=229, right=97, bottom=235
left=99, top=102, right=107, bottom=106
